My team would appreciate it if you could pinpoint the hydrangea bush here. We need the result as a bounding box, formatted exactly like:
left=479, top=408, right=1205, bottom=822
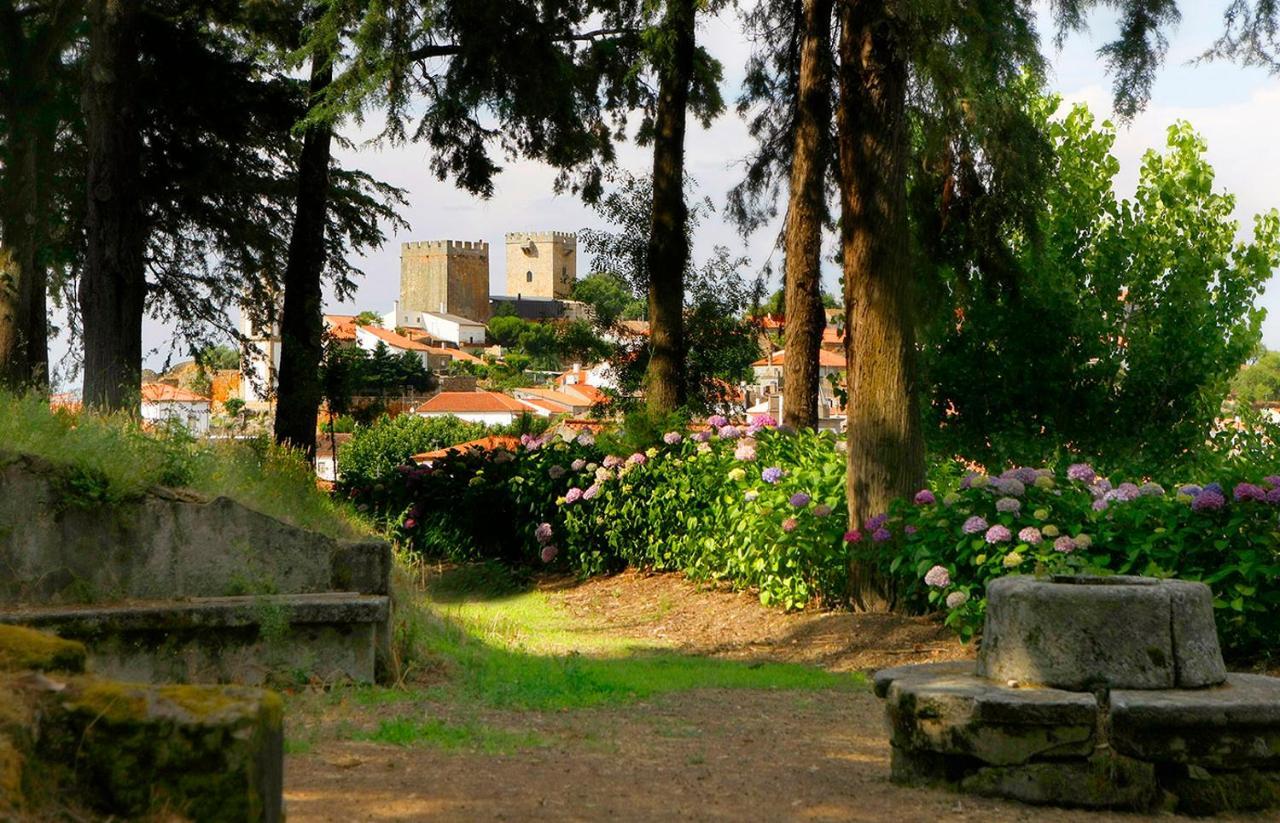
left=890, top=464, right=1280, bottom=654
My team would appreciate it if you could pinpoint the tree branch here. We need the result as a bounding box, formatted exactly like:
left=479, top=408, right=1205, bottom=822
left=403, top=26, right=635, bottom=62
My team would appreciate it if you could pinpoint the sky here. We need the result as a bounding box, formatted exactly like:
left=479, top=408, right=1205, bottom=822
left=52, top=1, right=1280, bottom=384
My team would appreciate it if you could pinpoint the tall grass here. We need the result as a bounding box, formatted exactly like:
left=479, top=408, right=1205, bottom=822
left=0, top=392, right=360, bottom=538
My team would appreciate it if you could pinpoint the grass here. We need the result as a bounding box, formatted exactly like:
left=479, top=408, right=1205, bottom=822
left=0, top=391, right=360, bottom=538
left=386, top=562, right=867, bottom=712
left=352, top=717, right=544, bottom=754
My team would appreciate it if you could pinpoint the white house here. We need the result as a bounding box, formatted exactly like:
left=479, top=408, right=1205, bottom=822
left=141, top=383, right=211, bottom=434
left=383, top=303, right=486, bottom=346
left=413, top=391, right=534, bottom=426
left=749, top=349, right=846, bottom=427
left=239, top=307, right=279, bottom=409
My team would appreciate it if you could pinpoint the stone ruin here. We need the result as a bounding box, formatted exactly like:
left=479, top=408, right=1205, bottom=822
left=0, top=451, right=391, bottom=685
left=875, top=575, right=1280, bottom=816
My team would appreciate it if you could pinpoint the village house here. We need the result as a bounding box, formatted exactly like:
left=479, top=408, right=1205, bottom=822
left=413, top=391, right=535, bottom=426
left=140, top=382, right=212, bottom=434
left=746, top=348, right=846, bottom=431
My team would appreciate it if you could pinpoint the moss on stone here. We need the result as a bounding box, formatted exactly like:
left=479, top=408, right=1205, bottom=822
left=0, top=625, right=86, bottom=674
left=0, top=734, right=24, bottom=814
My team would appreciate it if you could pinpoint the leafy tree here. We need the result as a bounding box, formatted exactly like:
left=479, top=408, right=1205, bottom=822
left=922, top=102, right=1280, bottom=471
left=338, top=413, right=489, bottom=493
left=557, top=320, right=612, bottom=366
left=354, top=310, right=381, bottom=326
left=1232, top=348, right=1280, bottom=405
left=572, top=272, right=634, bottom=327
left=487, top=315, right=527, bottom=348
left=195, top=344, right=240, bottom=371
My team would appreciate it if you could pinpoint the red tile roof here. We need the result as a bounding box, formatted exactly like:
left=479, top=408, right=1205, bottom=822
left=141, top=382, right=210, bottom=403
left=752, top=349, right=845, bottom=368
left=358, top=324, right=432, bottom=352
left=517, top=387, right=594, bottom=409
left=325, top=314, right=359, bottom=342
left=561, top=383, right=607, bottom=405
left=415, top=391, right=529, bottom=414
left=412, top=435, right=523, bottom=463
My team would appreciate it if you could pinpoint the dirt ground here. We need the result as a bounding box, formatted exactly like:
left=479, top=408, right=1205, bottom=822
left=284, top=571, right=1270, bottom=822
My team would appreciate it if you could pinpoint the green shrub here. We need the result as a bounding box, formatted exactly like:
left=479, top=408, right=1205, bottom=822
left=338, top=414, right=489, bottom=497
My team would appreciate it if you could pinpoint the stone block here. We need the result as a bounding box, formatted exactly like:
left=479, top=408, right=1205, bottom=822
left=885, top=671, right=1097, bottom=765
left=977, top=575, right=1225, bottom=690
left=41, top=678, right=284, bottom=822
left=873, top=660, right=974, bottom=698
left=1158, top=764, right=1280, bottom=816
left=330, top=538, right=392, bottom=595
left=1111, top=673, right=1280, bottom=768
left=960, top=751, right=1161, bottom=810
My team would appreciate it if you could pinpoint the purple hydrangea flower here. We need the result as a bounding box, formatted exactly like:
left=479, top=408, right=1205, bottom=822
left=1067, top=463, right=1097, bottom=483
left=535, top=522, right=553, bottom=544
left=993, top=478, right=1026, bottom=497
left=1112, top=482, right=1141, bottom=502
left=1265, top=475, right=1280, bottom=489
left=1178, top=484, right=1202, bottom=497
left=995, top=497, right=1021, bottom=514
left=1092, top=498, right=1109, bottom=512
left=843, top=529, right=862, bottom=543
left=1018, top=526, right=1043, bottom=545
left=781, top=517, right=799, bottom=533
left=540, top=544, right=558, bottom=563
left=866, top=513, right=889, bottom=531
left=707, top=415, right=728, bottom=428
left=576, top=432, right=596, bottom=446
left=571, top=458, right=587, bottom=471
left=583, top=483, right=601, bottom=500
left=985, top=524, right=1012, bottom=544
left=962, top=516, right=988, bottom=534
left=1192, top=490, right=1226, bottom=511
left=1267, top=487, right=1280, bottom=505
left=1138, top=482, right=1165, bottom=497
left=924, top=565, right=951, bottom=588
left=761, top=466, right=784, bottom=484
left=718, top=425, right=742, bottom=440
left=1234, top=482, right=1266, bottom=502
left=564, top=487, right=584, bottom=504
left=663, top=431, right=683, bottom=445
left=904, top=525, right=918, bottom=535
left=1002, top=467, right=1038, bottom=485
left=789, top=492, right=811, bottom=508
left=1053, top=536, right=1076, bottom=553
left=692, top=430, right=712, bottom=442
left=813, top=504, right=833, bottom=517
left=750, top=414, right=778, bottom=430
left=913, top=489, right=936, bottom=505
left=872, top=527, right=892, bottom=542
left=1203, top=482, right=1224, bottom=495
left=548, top=465, right=566, bottom=480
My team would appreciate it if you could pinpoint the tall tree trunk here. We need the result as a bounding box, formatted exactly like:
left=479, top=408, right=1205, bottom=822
left=81, top=0, right=145, bottom=411
left=836, top=0, right=924, bottom=610
left=0, top=110, right=47, bottom=390
left=273, top=50, right=333, bottom=460
left=643, top=0, right=696, bottom=416
left=781, top=0, right=833, bottom=430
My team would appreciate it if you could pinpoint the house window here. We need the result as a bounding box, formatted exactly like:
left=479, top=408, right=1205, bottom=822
left=526, top=270, right=533, bottom=283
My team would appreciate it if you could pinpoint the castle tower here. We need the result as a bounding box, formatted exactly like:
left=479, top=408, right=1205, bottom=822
left=399, top=240, right=491, bottom=322
left=505, top=231, right=576, bottom=300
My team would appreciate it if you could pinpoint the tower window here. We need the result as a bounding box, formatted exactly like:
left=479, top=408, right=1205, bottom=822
left=526, top=270, right=533, bottom=283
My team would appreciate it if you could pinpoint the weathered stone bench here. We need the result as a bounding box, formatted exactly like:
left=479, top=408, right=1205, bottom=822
left=0, top=450, right=393, bottom=685
left=0, top=592, right=389, bottom=685
left=876, top=575, right=1280, bottom=816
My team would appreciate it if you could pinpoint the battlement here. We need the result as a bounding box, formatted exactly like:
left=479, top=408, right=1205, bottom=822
left=401, top=240, right=489, bottom=255
left=505, top=231, right=577, bottom=245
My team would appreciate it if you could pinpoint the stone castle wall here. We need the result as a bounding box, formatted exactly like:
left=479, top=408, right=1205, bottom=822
left=400, top=240, right=491, bottom=323
left=504, top=231, right=576, bottom=300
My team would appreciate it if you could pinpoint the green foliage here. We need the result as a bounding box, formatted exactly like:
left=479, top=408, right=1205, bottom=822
left=195, top=345, right=239, bottom=371
left=0, top=392, right=358, bottom=537
left=320, top=342, right=435, bottom=405
left=222, top=397, right=246, bottom=418
left=921, top=101, right=1280, bottom=473
left=1231, top=348, right=1280, bottom=404
left=351, top=718, right=544, bottom=753
left=571, top=272, right=640, bottom=326
left=338, top=414, right=490, bottom=496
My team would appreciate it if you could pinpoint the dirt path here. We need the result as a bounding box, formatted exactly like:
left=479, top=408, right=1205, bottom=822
left=283, top=569, right=1266, bottom=822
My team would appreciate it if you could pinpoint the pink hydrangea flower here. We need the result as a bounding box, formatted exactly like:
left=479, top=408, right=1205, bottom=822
left=1053, top=536, right=1075, bottom=553
left=962, top=516, right=988, bottom=534
left=1018, top=526, right=1042, bottom=545
left=535, top=522, right=553, bottom=544
left=985, top=524, right=1012, bottom=543
left=924, top=565, right=950, bottom=588
left=781, top=517, right=799, bottom=533
left=564, top=487, right=584, bottom=504
left=735, top=441, right=758, bottom=461
left=540, top=544, right=558, bottom=563
left=663, top=431, right=683, bottom=445
left=913, top=489, right=936, bottom=505
left=843, top=529, right=862, bottom=543
left=945, top=591, right=969, bottom=609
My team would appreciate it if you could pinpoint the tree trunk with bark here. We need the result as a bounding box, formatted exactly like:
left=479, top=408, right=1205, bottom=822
left=836, top=0, right=924, bottom=610
left=81, top=0, right=145, bottom=411
left=643, top=0, right=696, bottom=416
left=273, top=51, right=333, bottom=460
left=781, top=0, right=833, bottom=430
left=0, top=109, right=48, bottom=390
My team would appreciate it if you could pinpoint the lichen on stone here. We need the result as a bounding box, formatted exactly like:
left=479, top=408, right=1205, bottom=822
left=0, top=625, right=86, bottom=674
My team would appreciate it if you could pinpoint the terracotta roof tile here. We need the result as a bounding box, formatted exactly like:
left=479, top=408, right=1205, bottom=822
left=415, top=391, right=529, bottom=414
left=751, top=349, right=844, bottom=368
left=141, top=382, right=210, bottom=403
